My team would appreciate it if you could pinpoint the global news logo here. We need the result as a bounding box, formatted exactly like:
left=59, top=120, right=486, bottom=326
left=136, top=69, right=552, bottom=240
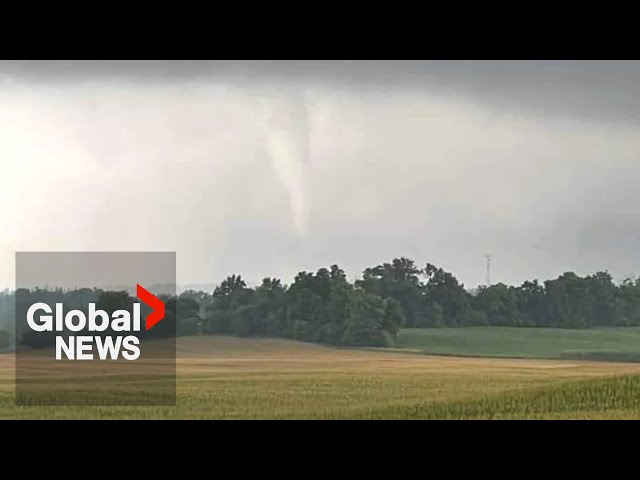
left=24, top=284, right=164, bottom=361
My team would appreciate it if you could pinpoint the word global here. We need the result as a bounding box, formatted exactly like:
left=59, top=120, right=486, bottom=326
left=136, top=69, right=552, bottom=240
left=25, top=284, right=165, bottom=361
left=27, top=302, right=143, bottom=360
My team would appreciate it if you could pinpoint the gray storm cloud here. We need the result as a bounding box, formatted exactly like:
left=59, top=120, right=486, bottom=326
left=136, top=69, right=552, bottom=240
left=6, top=60, right=640, bottom=124
left=2, top=61, right=640, bottom=289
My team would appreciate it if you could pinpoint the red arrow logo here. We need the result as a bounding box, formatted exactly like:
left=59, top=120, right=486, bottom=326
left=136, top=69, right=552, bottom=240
left=136, top=284, right=165, bottom=330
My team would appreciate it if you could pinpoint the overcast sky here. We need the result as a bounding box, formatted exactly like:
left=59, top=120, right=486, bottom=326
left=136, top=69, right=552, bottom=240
left=1, top=60, right=640, bottom=289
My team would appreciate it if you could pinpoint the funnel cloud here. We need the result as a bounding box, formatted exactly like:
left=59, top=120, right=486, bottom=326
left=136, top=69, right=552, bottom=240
left=261, top=92, right=311, bottom=236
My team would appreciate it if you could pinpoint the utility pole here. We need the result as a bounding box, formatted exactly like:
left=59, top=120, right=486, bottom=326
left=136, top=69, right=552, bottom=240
left=485, top=254, right=492, bottom=286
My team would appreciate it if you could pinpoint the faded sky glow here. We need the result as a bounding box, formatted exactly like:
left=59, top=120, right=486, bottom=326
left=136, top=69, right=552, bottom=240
left=1, top=61, right=640, bottom=289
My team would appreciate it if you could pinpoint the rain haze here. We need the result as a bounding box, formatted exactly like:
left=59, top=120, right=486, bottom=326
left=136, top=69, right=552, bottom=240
left=1, top=60, right=640, bottom=290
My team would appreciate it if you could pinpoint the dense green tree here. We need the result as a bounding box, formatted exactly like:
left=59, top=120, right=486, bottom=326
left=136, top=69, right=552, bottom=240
left=428, top=301, right=445, bottom=327
left=473, top=284, right=522, bottom=326
left=285, top=271, right=326, bottom=340
left=341, top=289, right=394, bottom=347
left=587, top=271, right=620, bottom=326
left=205, top=275, right=253, bottom=334
left=424, top=264, right=473, bottom=326
left=516, top=280, right=545, bottom=327
left=357, top=257, right=426, bottom=326
left=615, top=277, right=640, bottom=326
left=174, top=296, right=202, bottom=336
left=252, top=277, right=286, bottom=336
left=382, top=297, right=404, bottom=339
left=543, top=273, right=593, bottom=328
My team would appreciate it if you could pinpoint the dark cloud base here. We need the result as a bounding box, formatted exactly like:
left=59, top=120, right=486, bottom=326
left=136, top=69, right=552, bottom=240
left=3, top=60, right=640, bottom=124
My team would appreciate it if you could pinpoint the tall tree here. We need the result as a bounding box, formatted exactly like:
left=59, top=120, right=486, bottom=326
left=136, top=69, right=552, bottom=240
left=357, top=257, right=426, bottom=326
left=424, top=264, right=472, bottom=326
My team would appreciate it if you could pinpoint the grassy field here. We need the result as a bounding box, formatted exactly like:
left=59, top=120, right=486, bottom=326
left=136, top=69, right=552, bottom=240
left=1, top=335, right=640, bottom=419
left=396, top=327, right=640, bottom=361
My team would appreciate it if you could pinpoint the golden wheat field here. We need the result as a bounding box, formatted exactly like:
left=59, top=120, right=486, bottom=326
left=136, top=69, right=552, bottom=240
left=2, top=336, right=640, bottom=419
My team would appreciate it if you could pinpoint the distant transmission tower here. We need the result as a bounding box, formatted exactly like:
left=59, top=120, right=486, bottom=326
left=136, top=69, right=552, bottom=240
left=485, top=254, right=492, bottom=286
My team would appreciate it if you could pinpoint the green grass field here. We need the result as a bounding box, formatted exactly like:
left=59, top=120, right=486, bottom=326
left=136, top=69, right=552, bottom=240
left=396, top=327, right=640, bottom=361
left=1, top=335, right=640, bottom=419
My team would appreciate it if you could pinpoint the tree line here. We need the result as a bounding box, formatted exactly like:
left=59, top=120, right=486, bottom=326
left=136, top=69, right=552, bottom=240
left=2, top=258, right=640, bottom=348
left=180, top=258, right=640, bottom=346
